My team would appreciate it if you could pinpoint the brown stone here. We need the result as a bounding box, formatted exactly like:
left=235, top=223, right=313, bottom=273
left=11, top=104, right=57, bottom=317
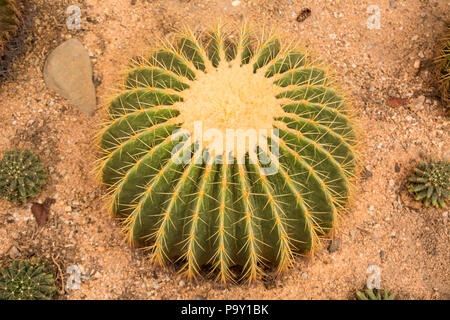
left=44, top=38, right=96, bottom=115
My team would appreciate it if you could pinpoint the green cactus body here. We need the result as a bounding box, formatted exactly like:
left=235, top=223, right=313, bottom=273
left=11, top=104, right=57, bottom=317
left=98, top=26, right=357, bottom=282
left=356, top=289, right=395, bottom=300
left=408, top=160, right=449, bottom=208
left=0, top=258, right=56, bottom=300
left=0, top=0, right=20, bottom=55
left=0, top=149, right=47, bottom=203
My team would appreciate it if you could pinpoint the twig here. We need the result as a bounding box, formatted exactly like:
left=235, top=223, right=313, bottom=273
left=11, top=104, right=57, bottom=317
left=51, top=254, right=65, bottom=294
left=356, top=226, right=371, bottom=234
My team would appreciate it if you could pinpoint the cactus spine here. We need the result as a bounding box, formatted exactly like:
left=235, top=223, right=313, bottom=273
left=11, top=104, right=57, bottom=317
left=98, top=26, right=357, bottom=282
left=439, top=26, right=449, bottom=105
left=356, top=289, right=395, bottom=300
left=0, top=0, right=20, bottom=56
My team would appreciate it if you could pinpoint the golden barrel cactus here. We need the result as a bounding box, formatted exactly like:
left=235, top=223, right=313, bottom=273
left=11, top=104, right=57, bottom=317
left=98, top=26, right=358, bottom=282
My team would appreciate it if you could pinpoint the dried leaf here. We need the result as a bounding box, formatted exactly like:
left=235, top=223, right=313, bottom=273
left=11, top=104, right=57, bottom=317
left=296, top=8, right=311, bottom=23
left=387, top=97, right=409, bottom=107
left=31, top=198, right=55, bottom=227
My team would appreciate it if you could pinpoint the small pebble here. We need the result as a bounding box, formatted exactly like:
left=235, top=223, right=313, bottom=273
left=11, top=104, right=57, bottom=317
left=380, top=250, right=385, bottom=262
left=9, top=246, right=20, bottom=259
left=327, top=238, right=341, bottom=253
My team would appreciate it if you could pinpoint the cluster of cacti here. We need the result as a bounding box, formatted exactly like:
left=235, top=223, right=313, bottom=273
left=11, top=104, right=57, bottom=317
left=0, top=149, right=47, bottom=203
left=0, top=258, right=56, bottom=300
left=438, top=25, right=449, bottom=105
left=0, top=0, right=20, bottom=56
left=98, top=25, right=357, bottom=282
left=356, top=288, right=395, bottom=300
left=408, top=160, right=449, bottom=208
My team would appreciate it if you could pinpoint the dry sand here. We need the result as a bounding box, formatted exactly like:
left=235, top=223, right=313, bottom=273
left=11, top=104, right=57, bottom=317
left=0, top=0, right=449, bottom=300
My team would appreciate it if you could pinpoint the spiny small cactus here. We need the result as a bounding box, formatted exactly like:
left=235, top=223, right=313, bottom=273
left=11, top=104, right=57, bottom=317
left=0, top=0, right=21, bottom=56
left=98, top=25, right=358, bottom=282
left=0, top=149, right=47, bottom=203
left=408, top=160, right=449, bottom=208
left=0, top=258, right=57, bottom=300
left=438, top=25, right=449, bottom=105
left=356, top=288, right=395, bottom=300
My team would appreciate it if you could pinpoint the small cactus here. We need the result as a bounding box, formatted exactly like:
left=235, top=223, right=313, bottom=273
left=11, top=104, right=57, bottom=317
left=0, top=149, right=47, bottom=203
left=356, top=288, right=395, bottom=300
left=0, top=0, right=21, bottom=56
left=98, top=25, right=358, bottom=282
left=0, top=258, right=57, bottom=300
left=408, top=160, right=449, bottom=208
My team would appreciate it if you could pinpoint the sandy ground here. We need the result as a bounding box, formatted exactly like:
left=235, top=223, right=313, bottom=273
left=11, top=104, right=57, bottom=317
left=0, top=0, right=449, bottom=300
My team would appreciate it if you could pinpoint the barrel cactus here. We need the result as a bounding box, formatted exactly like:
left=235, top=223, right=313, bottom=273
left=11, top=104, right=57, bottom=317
left=98, top=26, right=357, bottom=282
left=0, top=258, right=56, bottom=300
left=0, top=149, right=47, bottom=203
left=0, top=0, right=20, bottom=57
left=408, top=160, right=449, bottom=208
left=356, top=288, right=395, bottom=300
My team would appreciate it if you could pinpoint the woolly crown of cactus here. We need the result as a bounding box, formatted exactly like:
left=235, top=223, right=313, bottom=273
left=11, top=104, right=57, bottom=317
left=0, top=0, right=20, bottom=55
left=0, top=258, right=56, bottom=300
left=98, top=25, right=358, bottom=282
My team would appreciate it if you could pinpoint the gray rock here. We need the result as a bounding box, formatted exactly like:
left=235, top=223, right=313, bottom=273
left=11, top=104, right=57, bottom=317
left=44, top=38, right=96, bottom=116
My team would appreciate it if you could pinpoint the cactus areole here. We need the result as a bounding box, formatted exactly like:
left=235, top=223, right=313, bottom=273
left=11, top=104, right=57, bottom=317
left=98, top=26, right=357, bottom=282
